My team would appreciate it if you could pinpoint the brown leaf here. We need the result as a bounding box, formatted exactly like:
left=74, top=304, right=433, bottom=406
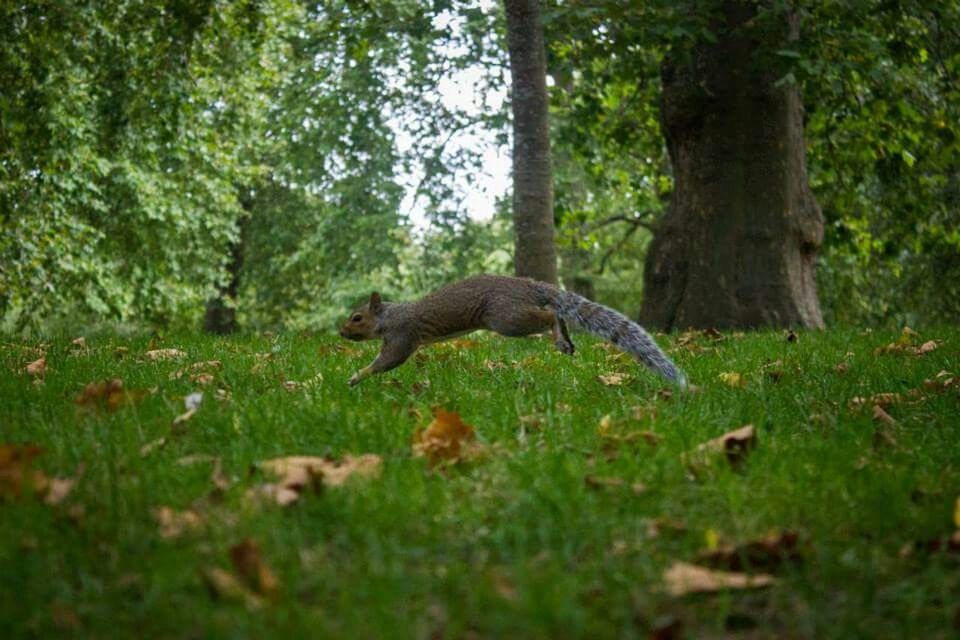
left=696, top=530, right=803, bottom=572
left=663, top=562, right=775, bottom=596
left=190, top=360, right=223, bottom=372
left=74, top=379, right=148, bottom=413
left=191, top=373, right=215, bottom=386
left=871, top=404, right=896, bottom=426
left=153, top=506, right=205, bottom=539
left=646, top=517, right=687, bottom=539
left=0, top=443, right=47, bottom=500
left=252, top=453, right=382, bottom=506
left=25, top=356, right=46, bottom=377
left=145, top=348, right=187, bottom=361
left=44, top=467, right=83, bottom=506
left=687, top=425, right=757, bottom=467
left=834, top=362, right=850, bottom=374
left=201, top=567, right=263, bottom=610
left=230, top=539, right=280, bottom=598
left=412, top=409, right=479, bottom=466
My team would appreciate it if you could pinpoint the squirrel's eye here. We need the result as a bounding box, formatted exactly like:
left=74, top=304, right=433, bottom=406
left=352, top=314, right=363, bottom=323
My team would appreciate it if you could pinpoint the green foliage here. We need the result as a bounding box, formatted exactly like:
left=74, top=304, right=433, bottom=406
left=0, top=1, right=300, bottom=331
left=2, top=328, right=958, bottom=635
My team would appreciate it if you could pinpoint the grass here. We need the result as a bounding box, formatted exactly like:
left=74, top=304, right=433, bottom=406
left=1, top=326, right=958, bottom=638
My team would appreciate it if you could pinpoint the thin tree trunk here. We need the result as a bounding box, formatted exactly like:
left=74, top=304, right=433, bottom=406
left=504, top=0, right=557, bottom=284
left=640, top=0, right=824, bottom=330
left=203, top=199, right=249, bottom=334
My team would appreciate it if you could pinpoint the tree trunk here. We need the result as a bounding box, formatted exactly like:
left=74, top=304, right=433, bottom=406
left=504, top=0, right=557, bottom=285
left=639, top=1, right=824, bottom=330
left=203, top=200, right=248, bottom=334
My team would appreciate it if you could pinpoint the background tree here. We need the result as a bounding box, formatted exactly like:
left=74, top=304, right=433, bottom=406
left=504, top=0, right=557, bottom=284
left=640, top=0, right=825, bottom=330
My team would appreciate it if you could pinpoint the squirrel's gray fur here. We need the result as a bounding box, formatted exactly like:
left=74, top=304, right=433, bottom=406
left=339, top=274, right=686, bottom=387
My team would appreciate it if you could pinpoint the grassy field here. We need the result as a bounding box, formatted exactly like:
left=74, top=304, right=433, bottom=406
left=1, top=326, right=958, bottom=638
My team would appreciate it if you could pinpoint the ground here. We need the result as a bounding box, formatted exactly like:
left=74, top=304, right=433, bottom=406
left=1, top=327, right=958, bottom=638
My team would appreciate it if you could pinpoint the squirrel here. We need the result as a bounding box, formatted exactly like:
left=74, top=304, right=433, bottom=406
left=338, top=274, right=686, bottom=388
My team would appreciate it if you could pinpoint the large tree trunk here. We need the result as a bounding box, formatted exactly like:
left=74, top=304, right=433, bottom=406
left=640, top=1, right=824, bottom=330
left=504, top=0, right=557, bottom=284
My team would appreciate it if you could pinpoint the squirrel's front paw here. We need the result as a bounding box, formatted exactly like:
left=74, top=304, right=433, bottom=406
left=348, top=373, right=361, bottom=386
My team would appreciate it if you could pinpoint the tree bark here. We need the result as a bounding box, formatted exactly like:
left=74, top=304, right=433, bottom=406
left=639, top=1, right=824, bottom=330
left=203, top=198, right=249, bottom=334
left=504, top=0, right=557, bottom=285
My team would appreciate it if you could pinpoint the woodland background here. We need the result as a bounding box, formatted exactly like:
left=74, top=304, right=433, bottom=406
left=2, top=0, right=958, bottom=333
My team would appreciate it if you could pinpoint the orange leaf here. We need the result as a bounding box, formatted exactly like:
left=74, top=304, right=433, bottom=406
left=412, top=408, right=478, bottom=466
left=25, top=357, right=46, bottom=377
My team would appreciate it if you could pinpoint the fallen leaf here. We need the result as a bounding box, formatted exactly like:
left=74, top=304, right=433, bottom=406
left=252, top=453, right=382, bottom=505
left=646, top=517, right=687, bottom=539
left=597, top=372, right=629, bottom=386
left=230, top=539, right=280, bottom=598
left=955, top=497, right=960, bottom=529
left=696, top=530, right=803, bottom=572
left=663, top=562, right=775, bottom=596
left=412, top=409, right=480, bottom=466
left=191, top=373, right=215, bottom=386
left=0, top=444, right=47, bottom=499
left=190, top=360, right=223, bottom=372
left=917, top=340, right=938, bottom=354
left=71, top=337, right=86, bottom=349
left=25, top=357, right=46, bottom=377
left=74, top=379, right=149, bottom=413
left=153, top=506, right=205, bottom=539
left=871, top=404, right=896, bottom=426
left=201, top=567, right=262, bottom=610
left=834, top=362, right=849, bottom=374
left=140, top=437, right=167, bottom=457
left=686, top=425, right=757, bottom=467
left=718, top=372, right=745, bottom=387
left=44, top=467, right=82, bottom=506
left=145, top=348, right=186, bottom=361
left=173, top=408, right=197, bottom=426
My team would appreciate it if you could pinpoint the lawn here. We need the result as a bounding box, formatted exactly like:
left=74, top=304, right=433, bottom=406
left=1, top=326, right=958, bottom=638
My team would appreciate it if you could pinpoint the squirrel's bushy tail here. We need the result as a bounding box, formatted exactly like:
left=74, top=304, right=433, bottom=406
left=547, top=288, right=687, bottom=387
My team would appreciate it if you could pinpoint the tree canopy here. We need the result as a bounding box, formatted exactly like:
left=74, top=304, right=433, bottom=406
left=2, top=0, right=957, bottom=332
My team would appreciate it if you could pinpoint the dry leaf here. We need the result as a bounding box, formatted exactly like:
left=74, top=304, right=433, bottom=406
left=687, top=425, right=757, bottom=467
left=412, top=409, right=480, bottom=466
left=718, top=372, right=745, bottom=388
left=191, top=360, right=222, bottom=372
left=153, top=506, right=205, bottom=539
left=145, top=348, right=186, bottom=361
left=0, top=443, right=47, bottom=499
left=140, top=437, right=167, bottom=457
left=25, top=357, right=46, bottom=377
left=663, top=562, right=775, bottom=596
left=230, top=539, right=280, bottom=598
left=201, top=567, right=263, bottom=610
left=871, top=404, right=896, bottom=426
left=597, top=372, right=629, bottom=386
left=44, top=470, right=82, bottom=506
left=74, top=379, right=148, bottom=413
left=191, top=373, right=215, bottom=386
left=647, top=517, right=687, bottom=539
left=835, top=362, right=850, bottom=374
left=173, top=408, right=197, bottom=426
left=252, top=453, right=382, bottom=505
left=696, top=531, right=803, bottom=572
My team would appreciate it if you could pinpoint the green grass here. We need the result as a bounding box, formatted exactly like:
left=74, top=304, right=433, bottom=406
left=1, top=327, right=958, bottom=638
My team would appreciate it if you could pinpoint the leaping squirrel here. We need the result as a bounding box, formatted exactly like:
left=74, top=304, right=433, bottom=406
left=339, top=274, right=687, bottom=388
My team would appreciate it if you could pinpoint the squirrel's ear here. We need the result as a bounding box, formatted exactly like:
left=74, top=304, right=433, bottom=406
left=369, top=292, right=383, bottom=313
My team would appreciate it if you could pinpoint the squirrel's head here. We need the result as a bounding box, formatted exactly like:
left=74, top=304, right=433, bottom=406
left=338, top=292, right=383, bottom=341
